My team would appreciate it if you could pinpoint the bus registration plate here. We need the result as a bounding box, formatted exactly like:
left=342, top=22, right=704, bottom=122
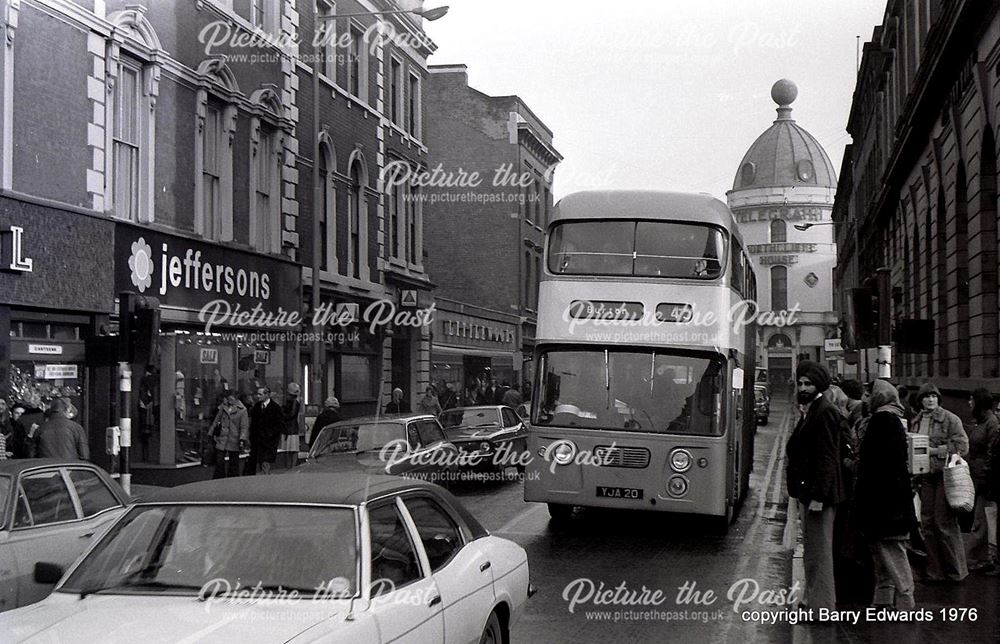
left=596, top=486, right=643, bottom=499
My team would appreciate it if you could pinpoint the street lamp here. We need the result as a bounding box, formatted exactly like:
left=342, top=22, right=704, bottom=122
left=793, top=221, right=837, bottom=231
left=310, top=5, right=448, bottom=410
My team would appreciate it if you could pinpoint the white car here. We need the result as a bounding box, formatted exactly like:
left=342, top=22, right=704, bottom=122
left=0, top=459, right=130, bottom=612
left=0, top=473, right=534, bottom=643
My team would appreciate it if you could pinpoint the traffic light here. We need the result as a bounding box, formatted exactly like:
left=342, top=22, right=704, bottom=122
left=851, top=287, right=878, bottom=348
left=117, top=291, right=160, bottom=365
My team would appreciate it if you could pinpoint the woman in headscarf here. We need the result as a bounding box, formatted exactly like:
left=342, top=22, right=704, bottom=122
left=912, top=383, right=969, bottom=582
left=853, top=379, right=917, bottom=609
left=964, top=388, right=998, bottom=571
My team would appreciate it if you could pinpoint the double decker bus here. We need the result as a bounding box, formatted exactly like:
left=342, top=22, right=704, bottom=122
left=524, top=191, right=758, bottom=530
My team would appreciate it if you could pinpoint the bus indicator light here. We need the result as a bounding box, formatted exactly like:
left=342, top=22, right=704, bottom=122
left=667, top=475, right=689, bottom=497
left=697, top=457, right=709, bottom=468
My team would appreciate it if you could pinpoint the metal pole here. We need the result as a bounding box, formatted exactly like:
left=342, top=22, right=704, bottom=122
left=310, top=15, right=324, bottom=414
left=118, top=362, right=132, bottom=495
left=877, top=267, right=891, bottom=379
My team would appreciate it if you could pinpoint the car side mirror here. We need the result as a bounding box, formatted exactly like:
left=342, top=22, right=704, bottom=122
left=34, top=562, right=64, bottom=585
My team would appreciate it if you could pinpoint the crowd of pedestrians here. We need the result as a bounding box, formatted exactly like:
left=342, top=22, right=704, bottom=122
left=787, top=361, right=1000, bottom=615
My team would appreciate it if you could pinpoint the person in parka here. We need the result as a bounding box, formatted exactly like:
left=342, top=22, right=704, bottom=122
left=912, top=382, right=969, bottom=582
left=852, top=379, right=917, bottom=609
left=211, top=392, right=248, bottom=479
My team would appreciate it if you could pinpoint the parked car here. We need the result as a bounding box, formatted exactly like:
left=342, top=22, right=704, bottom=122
left=438, top=406, right=529, bottom=471
left=297, top=413, right=459, bottom=485
left=754, top=385, right=770, bottom=426
left=0, top=459, right=130, bottom=612
left=0, top=473, right=535, bottom=643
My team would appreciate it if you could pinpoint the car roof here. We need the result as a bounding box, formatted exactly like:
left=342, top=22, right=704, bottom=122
left=443, top=406, right=504, bottom=411
left=327, top=413, right=438, bottom=426
left=139, top=472, right=447, bottom=506
left=0, top=459, right=100, bottom=476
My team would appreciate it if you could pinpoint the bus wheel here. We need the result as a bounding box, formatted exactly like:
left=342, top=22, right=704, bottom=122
left=714, top=504, right=734, bottom=535
left=548, top=503, right=573, bottom=522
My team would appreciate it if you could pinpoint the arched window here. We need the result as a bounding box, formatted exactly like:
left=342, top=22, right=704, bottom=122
left=525, top=251, right=532, bottom=311
left=936, top=184, right=948, bottom=375
left=956, top=163, right=969, bottom=377
left=770, top=220, right=787, bottom=243
left=770, top=266, right=787, bottom=311
left=317, top=139, right=336, bottom=273
left=767, top=333, right=792, bottom=349
left=349, top=162, right=364, bottom=279
left=195, top=58, right=238, bottom=241
left=980, top=126, right=998, bottom=377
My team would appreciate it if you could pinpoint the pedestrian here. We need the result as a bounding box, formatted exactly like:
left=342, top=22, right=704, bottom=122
left=281, top=382, right=303, bottom=463
left=912, top=382, right=969, bottom=582
left=417, top=385, right=442, bottom=416
left=0, top=400, right=11, bottom=460
left=785, top=361, right=846, bottom=611
left=852, top=379, right=917, bottom=609
left=384, top=387, right=410, bottom=414
left=246, top=386, right=282, bottom=475
left=841, top=380, right=865, bottom=429
left=964, top=388, right=998, bottom=571
left=897, top=386, right=916, bottom=427
left=986, top=409, right=1000, bottom=575
left=35, top=397, right=89, bottom=460
left=502, top=384, right=524, bottom=408
left=484, top=377, right=502, bottom=405
left=439, top=382, right=458, bottom=411
left=8, top=404, right=33, bottom=458
left=210, top=392, right=248, bottom=479
left=312, top=396, right=342, bottom=443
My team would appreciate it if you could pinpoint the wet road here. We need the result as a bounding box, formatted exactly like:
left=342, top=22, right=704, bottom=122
left=449, top=401, right=798, bottom=644
left=449, top=399, right=1000, bottom=644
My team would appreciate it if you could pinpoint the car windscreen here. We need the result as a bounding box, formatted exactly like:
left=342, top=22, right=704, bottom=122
left=548, top=220, right=727, bottom=279
left=534, top=349, right=724, bottom=436
left=311, top=423, right=403, bottom=457
left=60, top=504, right=358, bottom=597
left=0, top=475, right=9, bottom=529
left=439, top=409, right=501, bottom=429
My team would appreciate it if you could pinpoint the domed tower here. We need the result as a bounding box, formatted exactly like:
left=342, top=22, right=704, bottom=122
left=727, top=80, right=839, bottom=391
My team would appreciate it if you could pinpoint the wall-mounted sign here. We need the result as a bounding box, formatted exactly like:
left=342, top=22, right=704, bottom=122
left=254, top=350, right=271, bottom=365
left=747, top=243, right=818, bottom=254
left=43, top=364, right=78, bottom=379
left=758, top=255, right=799, bottom=265
left=200, top=348, right=219, bottom=364
left=114, top=224, right=299, bottom=317
left=1, top=225, right=33, bottom=273
left=400, top=290, right=418, bottom=307
left=804, top=272, right=819, bottom=287
left=733, top=206, right=826, bottom=224
left=28, top=344, right=63, bottom=355
left=824, top=338, right=843, bottom=353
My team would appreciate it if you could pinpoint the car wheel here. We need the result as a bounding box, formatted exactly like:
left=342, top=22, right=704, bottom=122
left=479, top=610, right=504, bottom=644
left=548, top=503, right=573, bottom=522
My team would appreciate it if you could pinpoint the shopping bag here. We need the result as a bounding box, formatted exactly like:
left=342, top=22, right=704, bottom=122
left=943, top=454, right=975, bottom=513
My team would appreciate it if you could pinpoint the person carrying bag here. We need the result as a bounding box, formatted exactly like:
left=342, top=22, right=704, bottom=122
left=944, top=454, right=975, bottom=513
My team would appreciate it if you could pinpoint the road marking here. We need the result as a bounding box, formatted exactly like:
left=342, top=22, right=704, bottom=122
left=496, top=502, right=547, bottom=534
left=712, top=403, right=793, bottom=644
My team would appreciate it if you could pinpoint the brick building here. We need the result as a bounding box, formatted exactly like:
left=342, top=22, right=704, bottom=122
left=0, top=0, right=438, bottom=483
left=422, top=64, right=561, bottom=396
left=727, top=80, right=839, bottom=390
left=833, top=0, right=1000, bottom=402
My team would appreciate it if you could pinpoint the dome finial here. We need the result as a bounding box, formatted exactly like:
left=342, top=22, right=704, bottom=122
left=771, top=79, right=797, bottom=121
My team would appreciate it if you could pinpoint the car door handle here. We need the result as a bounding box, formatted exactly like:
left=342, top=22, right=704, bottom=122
left=428, top=594, right=442, bottom=608
left=480, top=561, right=491, bottom=572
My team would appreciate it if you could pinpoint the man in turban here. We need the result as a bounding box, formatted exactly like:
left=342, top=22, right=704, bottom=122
left=785, top=361, right=846, bottom=613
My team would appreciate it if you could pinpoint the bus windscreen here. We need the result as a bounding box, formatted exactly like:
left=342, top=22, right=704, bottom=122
left=534, top=349, right=724, bottom=436
left=547, top=221, right=727, bottom=279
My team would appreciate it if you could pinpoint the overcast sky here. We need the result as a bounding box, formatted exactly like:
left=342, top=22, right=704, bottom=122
left=423, top=0, right=888, bottom=201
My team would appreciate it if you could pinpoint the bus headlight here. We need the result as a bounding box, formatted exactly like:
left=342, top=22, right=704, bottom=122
left=669, top=449, right=692, bottom=473
left=480, top=441, right=492, bottom=452
left=547, top=440, right=577, bottom=465
left=667, top=475, right=689, bottom=497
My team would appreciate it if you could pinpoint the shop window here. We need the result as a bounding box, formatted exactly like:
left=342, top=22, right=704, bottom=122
left=341, top=354, right=376, bottom=401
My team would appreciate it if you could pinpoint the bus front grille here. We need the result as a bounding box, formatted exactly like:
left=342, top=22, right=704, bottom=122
left=595, top=446, right=650, bottom=468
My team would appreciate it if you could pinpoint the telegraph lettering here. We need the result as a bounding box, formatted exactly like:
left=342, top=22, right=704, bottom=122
left=733, top=206, right=825, bottom=223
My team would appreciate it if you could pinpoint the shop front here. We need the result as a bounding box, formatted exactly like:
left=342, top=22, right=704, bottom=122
left=431, top=300, right=519, bottom=406
left=113, top=223, right=301, bottom=485
left=1, top=195, right=115, bottom=465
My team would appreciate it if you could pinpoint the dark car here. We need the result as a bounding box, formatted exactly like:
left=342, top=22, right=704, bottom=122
left=295, top=413, right=459, bottom=485
left=438, top=406, right=529, bottom=471
left=754, top=385, right=770, bottom=426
